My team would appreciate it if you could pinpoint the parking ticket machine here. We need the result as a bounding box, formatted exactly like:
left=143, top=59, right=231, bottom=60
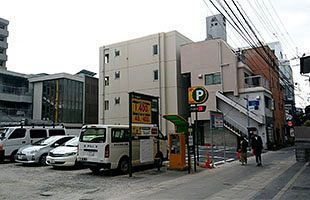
left=168, top=133, right=186, bottom=170
left=163, top=114, right=189, bottom=171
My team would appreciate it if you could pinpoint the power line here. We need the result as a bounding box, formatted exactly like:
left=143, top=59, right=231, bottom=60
left=258, top=0, right=296, bottom=58
left=207, top=0, right=305, bottom=106
left=266, top=0, right=299, bottom=54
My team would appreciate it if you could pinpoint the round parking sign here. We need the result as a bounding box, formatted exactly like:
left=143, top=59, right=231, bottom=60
left=188, top=86, right=209, bottom=104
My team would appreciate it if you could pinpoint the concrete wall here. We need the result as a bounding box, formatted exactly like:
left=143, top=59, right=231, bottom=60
left=32, top=82, right=43, bottom=120
left=295, top=126, right=310, bottom=162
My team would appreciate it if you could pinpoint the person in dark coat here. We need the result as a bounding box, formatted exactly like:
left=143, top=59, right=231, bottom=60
left=251, top=132, right=263, bottom=166
left=239, top=136, right=248, bottom=165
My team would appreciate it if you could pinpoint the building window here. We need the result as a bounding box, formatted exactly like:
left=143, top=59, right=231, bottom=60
left=0, top=48, right=4, bottom=54
left=244, top=72, right=249, bottom=84
left=0, top=37, right=4, bottom=41
left=264, top=96, right=272, bottom=110
left=115, top=97, right=120, bottom=105
left=115, top=71, right=120, bottom=79
left=205, top=72, right=221, bottom=85
left=104, top=100, right=109, bottom=110
left=153, top=44, right=158, bottom=55
left=153, top=70, right=159, bottom=80
left=115, top=50, right=120, bottom=57
left=105, top=53, right=109, bottom=64
left=105, top=76, right=109, bottom=86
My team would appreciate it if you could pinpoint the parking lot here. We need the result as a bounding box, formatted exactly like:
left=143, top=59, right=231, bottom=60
left=0, top=144, right=239, bottom=200
left=0, top=161, right=188, bottom=200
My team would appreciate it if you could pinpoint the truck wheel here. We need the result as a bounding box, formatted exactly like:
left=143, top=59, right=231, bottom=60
left=90, top=166, right=101, bottom=174
left=10, top=150, right=18, bottom=162
left=39, top=154, right=48, bottom=166
left=118, top=158, right=129, bottom=174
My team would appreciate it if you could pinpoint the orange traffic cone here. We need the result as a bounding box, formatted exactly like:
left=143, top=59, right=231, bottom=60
left=203, top=152, right=212, bottom=169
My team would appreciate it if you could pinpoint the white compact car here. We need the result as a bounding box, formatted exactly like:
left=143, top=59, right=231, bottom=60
left=46, top=136, right=79, bottom=167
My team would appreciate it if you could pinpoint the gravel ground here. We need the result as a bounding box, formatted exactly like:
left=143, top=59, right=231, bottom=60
left=0, top=162, right=189, bottom=200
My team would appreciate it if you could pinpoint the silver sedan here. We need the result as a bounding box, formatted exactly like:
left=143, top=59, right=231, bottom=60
left=15, top=135, right=75, bottom=165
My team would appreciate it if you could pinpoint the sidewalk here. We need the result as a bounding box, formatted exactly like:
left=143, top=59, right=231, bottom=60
left=112, top=147, right=309, bottom=200
left=205, top=150, right=308, bottom=199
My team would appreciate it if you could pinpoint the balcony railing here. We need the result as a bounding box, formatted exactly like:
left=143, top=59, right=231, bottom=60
left=0, top=84, right=32, bottom=96
left=0, top=107, right=32, bottom=118
left=244, top=75, right=270, bottom=90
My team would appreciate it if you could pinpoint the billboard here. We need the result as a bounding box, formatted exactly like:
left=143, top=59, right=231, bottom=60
left=129, top=92, right=159, bottom=135
left=300, top=56, right=310, bottom=74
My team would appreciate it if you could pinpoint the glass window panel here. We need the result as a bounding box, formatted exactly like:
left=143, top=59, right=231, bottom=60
left=213, top=73, right=221, bottom=84
left=205, top=74, right=213, bottom=85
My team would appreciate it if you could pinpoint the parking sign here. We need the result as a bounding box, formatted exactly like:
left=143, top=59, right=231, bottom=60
left=188, top=86, right=209, bottom=104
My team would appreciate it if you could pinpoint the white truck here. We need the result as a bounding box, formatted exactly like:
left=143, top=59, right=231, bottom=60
left=77, top=124, right=167, bottom=174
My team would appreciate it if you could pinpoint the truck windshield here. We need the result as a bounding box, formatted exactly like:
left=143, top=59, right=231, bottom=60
left=0, top=129, right=5, bottom=140
left=0, top=128, right=12, bottom=140
left=80, top=128, right=106, bottom=143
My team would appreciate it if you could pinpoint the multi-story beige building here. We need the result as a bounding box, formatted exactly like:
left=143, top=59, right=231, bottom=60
left=0, top=18, right=9, bottom=69
left=99, top=31, right=192, bottom=134
left=181, top=39, right=274, bottom=148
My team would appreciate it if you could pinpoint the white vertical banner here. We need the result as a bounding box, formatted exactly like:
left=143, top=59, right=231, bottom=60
left=140, top=139, right=154, bottom=163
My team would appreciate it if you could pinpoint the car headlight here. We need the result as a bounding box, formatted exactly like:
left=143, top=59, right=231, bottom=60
left=64, top=152, right=76, bottom=157
left=29, top=149, right=39, bottom=154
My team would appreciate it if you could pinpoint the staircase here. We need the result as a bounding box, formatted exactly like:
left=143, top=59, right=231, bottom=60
left=216, top=91, right=264, bottom=124
left=223, top=115, right=248, bottom=140
left=216, top=91, right=265, bottom=141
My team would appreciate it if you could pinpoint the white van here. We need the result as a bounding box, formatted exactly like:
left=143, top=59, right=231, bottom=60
left=77, top=124, right=166, bottom=174
left=0, top=126, right=66, bottom=162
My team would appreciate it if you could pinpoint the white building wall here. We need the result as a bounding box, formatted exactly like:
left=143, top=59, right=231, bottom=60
left=181, top=39, right=238, bottom=120
left=99, top=31, right=192, bottom=134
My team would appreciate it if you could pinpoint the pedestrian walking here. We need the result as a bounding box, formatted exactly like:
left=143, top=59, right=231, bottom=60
left=251, top=132, right=263, bottom=166
left=238, top=136, right=248, bottom=165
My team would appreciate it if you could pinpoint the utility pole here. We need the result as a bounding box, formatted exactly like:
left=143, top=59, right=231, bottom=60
left=245, top=95, right=250, bottom=135
left=244, top=95, right=251, bottom=140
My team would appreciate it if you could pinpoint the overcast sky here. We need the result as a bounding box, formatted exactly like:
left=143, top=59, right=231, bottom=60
left=1, top=0, right=310, bottom=106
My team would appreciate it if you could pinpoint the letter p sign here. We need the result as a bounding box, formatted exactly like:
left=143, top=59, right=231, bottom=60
left=196, top=90, right=204, bottom=100
left=188, top=86, right=208, bottom=104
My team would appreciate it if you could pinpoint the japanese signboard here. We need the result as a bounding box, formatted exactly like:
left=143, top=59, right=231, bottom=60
left=132, top=98, right=152, bottom=124
left=131, top=124, right=158, bottom=136
left=248, top=100, right=259, bottom=111
left=210, top=111, right=224, bottom=129
left=129, top=92, right=159, bottom=135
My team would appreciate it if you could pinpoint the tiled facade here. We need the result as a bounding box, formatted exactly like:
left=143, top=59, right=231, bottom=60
left=243, top=46, right=286, bottom=147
